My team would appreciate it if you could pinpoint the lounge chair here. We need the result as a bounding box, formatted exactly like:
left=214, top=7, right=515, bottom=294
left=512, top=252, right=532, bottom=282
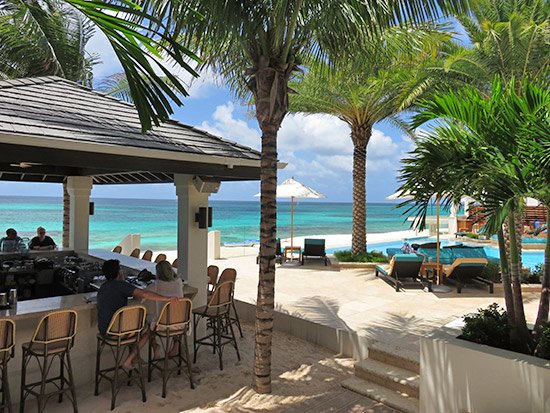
left=375, top=254, right=430, bottom=292
left=444, top=258, right=492, bottom=293
left=301, top=238, right=328, bottom=265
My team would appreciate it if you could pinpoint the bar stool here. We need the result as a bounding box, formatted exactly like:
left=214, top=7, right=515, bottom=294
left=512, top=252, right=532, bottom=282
left=0, top=319, right=15, bottom=413
left=217, top=268, right=243, bottom=338
left=154, top=254, right=166, bottom=264
left=193, top=281, right=240, bottom=370
left=141, top=250, right=153, bottom=261
left=94, top=305, right=147, bottom=411
left=130, top=249, right=140, bottom=258
left=19, top=310, right=78, bottom=413
left=206, top=265, right=219, bottom=298
left=148, top=299, right=194, bottom=397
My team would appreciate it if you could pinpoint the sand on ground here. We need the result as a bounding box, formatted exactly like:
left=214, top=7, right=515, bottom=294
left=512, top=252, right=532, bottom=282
left=56, top=323, right=356, bottom=413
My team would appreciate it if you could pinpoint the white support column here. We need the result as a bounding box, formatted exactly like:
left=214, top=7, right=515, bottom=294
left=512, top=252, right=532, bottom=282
left=174, top=175, right=210, bottom=309
left=448, top=202, right=459, bottom=235
left=67, top=176, right=93, bottom=252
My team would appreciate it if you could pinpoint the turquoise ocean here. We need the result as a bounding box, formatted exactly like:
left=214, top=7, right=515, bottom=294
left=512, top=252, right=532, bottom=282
left=0, top=196, right=434, bottom=251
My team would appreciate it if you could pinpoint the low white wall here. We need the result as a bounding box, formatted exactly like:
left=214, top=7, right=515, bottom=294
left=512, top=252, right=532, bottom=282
left=208, top=230, right=221, bottom=259
left=420, top=330, right=550, bottom=413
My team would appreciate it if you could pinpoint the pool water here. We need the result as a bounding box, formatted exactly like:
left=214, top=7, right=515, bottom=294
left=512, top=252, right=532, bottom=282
left=328, top=238, right=545, bottom=269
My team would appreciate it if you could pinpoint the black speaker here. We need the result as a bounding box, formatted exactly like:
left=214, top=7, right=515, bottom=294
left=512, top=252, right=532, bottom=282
left=89, top=202, right=95, bottom=216
left=195, top=207, right=213, bottom=229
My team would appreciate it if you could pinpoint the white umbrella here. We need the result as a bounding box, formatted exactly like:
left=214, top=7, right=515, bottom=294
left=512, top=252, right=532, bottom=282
left=255, top=177, right=326, bottom=255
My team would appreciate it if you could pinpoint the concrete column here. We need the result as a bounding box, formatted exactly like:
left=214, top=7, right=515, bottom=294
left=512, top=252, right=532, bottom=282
left=67, top=176, right=92, bottom=252
left=174, top=175, right=210, bottom=309
left=448, top=203, right=458, bottom=235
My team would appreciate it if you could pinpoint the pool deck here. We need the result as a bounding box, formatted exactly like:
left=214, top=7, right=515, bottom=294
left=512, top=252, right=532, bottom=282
left=212, top=252, right=541, bottom=362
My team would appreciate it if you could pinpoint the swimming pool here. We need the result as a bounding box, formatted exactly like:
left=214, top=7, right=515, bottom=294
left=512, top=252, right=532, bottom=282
left=328, top=237, right=545, bottom=269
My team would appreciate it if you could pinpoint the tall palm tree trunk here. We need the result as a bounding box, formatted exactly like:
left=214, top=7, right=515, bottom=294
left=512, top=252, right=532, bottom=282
left=508, top=213, right=534, bottom=353
left=62, top=179, right=70, bottom=249
left=497, top=228, right=515, bottom=325
left=252, top=62, right=289, bottom=394
left=351, top=124, right=371, bottom=255
left=534, top=207, right=550, bottom=335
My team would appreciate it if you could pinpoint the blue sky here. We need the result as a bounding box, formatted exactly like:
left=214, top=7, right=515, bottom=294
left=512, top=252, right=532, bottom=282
left=0, top=30, right=417, bottom=203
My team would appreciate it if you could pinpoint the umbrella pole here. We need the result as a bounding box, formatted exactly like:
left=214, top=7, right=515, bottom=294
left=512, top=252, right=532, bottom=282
left=290, top=197, right=294, bottom=258
left=436, top=196, right=441, bottom=284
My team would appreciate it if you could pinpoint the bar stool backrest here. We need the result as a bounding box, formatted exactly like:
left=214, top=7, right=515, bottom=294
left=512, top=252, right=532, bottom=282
left=154, top=253, right=167, bottom=264
left=207, top=265, right=219, bottom=287
left=156, top=299, right=192, bottom=334
left=106, top=306, right=146, bottom=339
left=0, top=319, right=15, bottom=357
left=112, top=246, right=122, bottom=254
left=32, top=310, right=77, bottom=354
left=172, top=258, right=178, bottom=268
left=130, top=248, right=141, bottom=258
left=208, top=281, right=234, bottom=309
left=142, top=250, right=153, bottom=261
left=217, top=268, right=236, bottom=285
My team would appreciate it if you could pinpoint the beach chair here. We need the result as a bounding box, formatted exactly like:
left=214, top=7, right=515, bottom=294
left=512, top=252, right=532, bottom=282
left=301, top=239, right=328, bottom=266
left=444, top=258, right=492, bottom=293
left=375, top=254, right=429, bottom=292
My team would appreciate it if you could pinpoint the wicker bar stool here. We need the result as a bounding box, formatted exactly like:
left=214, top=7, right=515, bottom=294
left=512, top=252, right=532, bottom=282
left=148, top=299, right=194, bottom=398
left=19, top=310, right=78, bottom=413
left=193, top=281, right=240, bottom=370
left=206, top=265, right=219, bottom=299
left=94, top=305, right=146, bottom=411
left=216, top=269, right=243, bottom=338
left=0, top=319, right=15, bottom=413
left=141, top=250, right=153, bottom=261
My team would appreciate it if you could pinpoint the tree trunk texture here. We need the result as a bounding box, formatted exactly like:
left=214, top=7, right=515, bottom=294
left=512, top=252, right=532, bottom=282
left=351, top=124, right=371, bottom=255
left=534, top=207, right=550, bottom=336
left=503, top=212, right=523, bottom=270
left=251, top=58, right=290, bottom=394
left=507, top=213, right=534, bottom=353
left=62, top=179, right=70, bottom=249
left=497, top=229, right=515, bottom=325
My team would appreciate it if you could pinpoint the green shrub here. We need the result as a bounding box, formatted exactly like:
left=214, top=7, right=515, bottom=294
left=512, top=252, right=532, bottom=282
left=461, top=303, right=511, bottom=350
left=520, top=266, right=541, bottom=284
left=535, top=324, right=550, bottom=360
left=334, top=250, right=388, bottom=263
left=481, top=263, right=501, bottom=283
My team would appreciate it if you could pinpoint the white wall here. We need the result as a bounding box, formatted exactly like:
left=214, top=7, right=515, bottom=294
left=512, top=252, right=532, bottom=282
left=420, top=330, right=550, bottom=413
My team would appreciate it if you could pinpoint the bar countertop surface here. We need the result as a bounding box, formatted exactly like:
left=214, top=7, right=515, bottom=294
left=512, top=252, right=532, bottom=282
left=0, top=249, right=198, bottom=321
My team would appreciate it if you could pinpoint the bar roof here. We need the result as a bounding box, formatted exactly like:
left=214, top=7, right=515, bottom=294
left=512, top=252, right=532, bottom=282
left=0, top=76, right=262, bottom=184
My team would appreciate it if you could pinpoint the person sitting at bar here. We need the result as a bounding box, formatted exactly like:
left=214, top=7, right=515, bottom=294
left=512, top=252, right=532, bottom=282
left=97, top=259, right=178, bottom=369
left=145, top=260, right=184, bottom=358
left=0, top=228, right=24, bottom=252
left=29, top=226, right=57, bottom=250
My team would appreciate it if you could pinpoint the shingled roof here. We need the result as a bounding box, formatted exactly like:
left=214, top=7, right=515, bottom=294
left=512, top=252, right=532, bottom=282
left=0, top=76, right=262, bottom=184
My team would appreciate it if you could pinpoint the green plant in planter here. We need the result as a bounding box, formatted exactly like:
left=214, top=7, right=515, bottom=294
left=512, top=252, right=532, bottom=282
left=534, top=323, right=550, bottom=360
left=462, top=303, right=511, bottom=350
left=334, top=250, right=388, bottom=263
left=520, top=266, right=542, bottom=284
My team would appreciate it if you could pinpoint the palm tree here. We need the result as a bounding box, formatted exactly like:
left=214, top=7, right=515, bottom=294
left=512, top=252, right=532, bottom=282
left=445, top=0, right=549, bottom=92
left=168, top=0, right=470, bottom=393
left=289, top=25, right=450, bottom=255
left=0, top=0, right=202, bottom=131
left=400, top=78, right=549, bottom=353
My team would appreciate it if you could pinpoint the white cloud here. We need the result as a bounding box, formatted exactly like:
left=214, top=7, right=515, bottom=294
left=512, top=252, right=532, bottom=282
left=199, top=102, right=260, bottom=149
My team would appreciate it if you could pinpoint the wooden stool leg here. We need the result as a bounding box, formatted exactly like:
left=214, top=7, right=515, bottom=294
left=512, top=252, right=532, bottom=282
left=94, top=339, right=102, bottom=396
left=58, top=354, right=65, bottom=403
left=65, top=352, right=78, bottom=413
left=19, top=351, right=27, bottom=413
left=226, top=313, right=241, bottom=361
left=231, top=301, right=243, bottom=338
left=37, top=356, right=48, bottom=413
left=1, top=359, right=11, bottom=413
left=136, top=354, right=146, bottom=403
left=182, top=334, right=194, bottom=389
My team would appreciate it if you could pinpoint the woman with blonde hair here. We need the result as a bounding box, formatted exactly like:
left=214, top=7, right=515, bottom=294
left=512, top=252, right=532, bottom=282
left=145, top=260, right=183, bottom=358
